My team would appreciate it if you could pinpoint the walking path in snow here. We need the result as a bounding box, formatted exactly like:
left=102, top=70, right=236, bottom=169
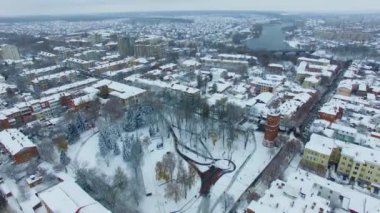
left=209, top=130, right=257, bottom=212
left=74, top=129, right=99, bottom=162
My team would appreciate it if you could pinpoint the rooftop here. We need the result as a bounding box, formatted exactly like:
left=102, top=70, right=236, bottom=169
left=0, top=129, right=36, bottom=155
left=37, top=180, right=110, bottom=213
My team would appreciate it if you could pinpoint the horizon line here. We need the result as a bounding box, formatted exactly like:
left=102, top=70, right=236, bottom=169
left=1, top=9, right=380, bottom=18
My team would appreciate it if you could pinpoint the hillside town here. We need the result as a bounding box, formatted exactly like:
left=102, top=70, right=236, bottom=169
left=0, top=10, right=379, bottom=213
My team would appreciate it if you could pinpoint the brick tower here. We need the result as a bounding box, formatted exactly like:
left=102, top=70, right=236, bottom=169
left=263, top=110, right=280, bottom=148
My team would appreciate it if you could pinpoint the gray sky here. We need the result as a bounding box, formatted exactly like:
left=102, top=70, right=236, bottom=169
left=1, top=0, right=380, bottom=16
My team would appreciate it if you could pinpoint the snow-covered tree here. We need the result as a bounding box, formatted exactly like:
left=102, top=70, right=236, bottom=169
left=75, top=112, right=86, bottom=132
left=60, top=151, right=71, bottom=166
left=149, top=126, right=156, bottom=137
left=123, top=110, right=137, bottom=132
left=113, top=167, right=128, bottom=191
left=98, top=126, right=119, bottom=158
left=37, top=139, right=56, bottom=163
left=122, top=136, right=132, bottom=161
left=66, top=123, right=79, bottom=144
left=129, top=176, right=143, bottom=206
left=113, top=142, right=120, bottom=156
left=98, top=132, right=111, bottom=158
left=130, top=136, right=143, bottom=176
left=123, top=105, right=153, bottom=132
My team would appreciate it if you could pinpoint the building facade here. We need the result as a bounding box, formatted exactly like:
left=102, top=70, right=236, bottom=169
left=134, top=36, right=167, bottom=59
left=263, top=111, right=280, bottom=147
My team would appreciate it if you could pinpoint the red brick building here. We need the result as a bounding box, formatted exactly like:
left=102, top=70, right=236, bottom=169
left=263, top=112, right=280, bottom=147
left=0, top=129, right=38, bottom=164
left=319, top=107, right=343, bottom=123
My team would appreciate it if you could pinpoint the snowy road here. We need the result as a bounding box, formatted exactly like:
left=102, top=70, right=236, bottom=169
left=209, top=130, right=257, bottom=212
left=73, top=129, right=99, bottom=162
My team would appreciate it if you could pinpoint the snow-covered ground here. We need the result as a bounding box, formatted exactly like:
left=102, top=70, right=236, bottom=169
left=66, top=124, right=274, bottom=213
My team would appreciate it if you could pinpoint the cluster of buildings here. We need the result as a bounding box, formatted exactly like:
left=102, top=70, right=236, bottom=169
left=296, top=57, right=339, bottom=89
left=0, top=76, right=147, bottom=129
left=0, top=128, right=110, bottom=212
left=0, top=167, right=110, bottom=213
left=247, top=169, right=380, bottom=213
left=288, top=60, right=380, bottom=209
left=1, top=13, right=380, bottom=213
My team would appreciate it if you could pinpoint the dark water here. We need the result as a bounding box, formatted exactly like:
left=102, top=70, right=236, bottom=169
left=245, top=23, right=293, bottom=51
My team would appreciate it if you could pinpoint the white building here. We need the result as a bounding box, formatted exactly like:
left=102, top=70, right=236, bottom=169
left=1, top=44, right=20, bottom=60
left=37, top=180, right=110, bottom=213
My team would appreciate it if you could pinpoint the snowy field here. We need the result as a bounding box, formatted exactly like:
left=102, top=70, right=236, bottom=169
left=65, top=123, right=275, bottom=213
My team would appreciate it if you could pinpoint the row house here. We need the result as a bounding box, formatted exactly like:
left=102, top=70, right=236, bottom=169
left=0, top=93, right=67, bottom=129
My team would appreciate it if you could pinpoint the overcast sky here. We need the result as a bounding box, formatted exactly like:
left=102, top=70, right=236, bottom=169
left=1, top=0, right=380, bottom=16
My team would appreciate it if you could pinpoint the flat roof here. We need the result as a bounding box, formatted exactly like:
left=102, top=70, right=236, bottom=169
left=0, top=129, right=36, bottom=155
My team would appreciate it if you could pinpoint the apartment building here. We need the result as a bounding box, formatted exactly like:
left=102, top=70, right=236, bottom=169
left=134, top=35, right=167, bottom=59
left=302, top=134, right=336, bottom=171
left=337, top=145, right=380, bottom=186
left=304, top=133, right=380, bottom=188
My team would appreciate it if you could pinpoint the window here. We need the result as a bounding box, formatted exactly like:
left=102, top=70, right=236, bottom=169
left=353, top=171, right=357, bottom=175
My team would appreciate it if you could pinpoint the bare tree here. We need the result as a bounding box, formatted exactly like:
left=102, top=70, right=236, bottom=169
left=112, top=167, right=128, bottom=193
left=82, top=98, right=101, bottom=126
left=0, top=194, right=7, bottom=211
left=165, top=182, right=182, bottom=203
left=130, top=136, right=143, bottom=178
left=130, top=176, right=143, bottom=206
left=222, top=193, right=234, bottom=213
left=163, top=152, right=176, bottom=181
left=102, top=98, right=124, bottom=122
left=176, top=160, right=188, bottom=198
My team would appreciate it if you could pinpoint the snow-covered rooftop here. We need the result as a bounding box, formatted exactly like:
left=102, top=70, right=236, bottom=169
left=247, top=178, right=331, bottom=213
left=22, top=65, right=61, bottom=76
left=42, top=78, right=98, bottom=96
left=305, top=133, right=337, bottom=156
left=38, top=180, right=110, bottom=213
left=31, top=70, right=78, bottom=83
left=91, top=79, right=146, bottom=100
left=0, top=129, right=36, bottom=155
